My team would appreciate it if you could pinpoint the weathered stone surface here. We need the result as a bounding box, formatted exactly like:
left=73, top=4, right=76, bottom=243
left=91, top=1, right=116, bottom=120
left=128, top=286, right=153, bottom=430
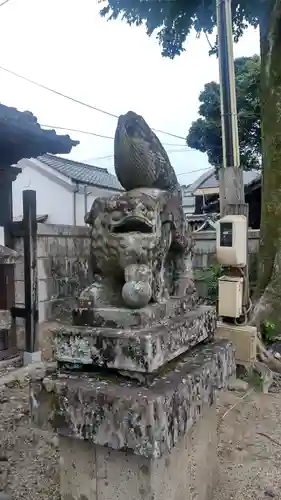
left=53, top=305, right=216, bottom=373
left=122, top=279, right=153, bottom=309
left=228, top=378, right=249, bottom=392
left=28, top=115, right=236, bottom=500
left=0, top=310, right=11, bottom=330
left=85, top=187, right=195, bottom=308
left=0, top=245, right=18, bottom=265
left=59, top=404, right=218, bottom=500
left=30, top=339, right=235, bottom=459
left=0, top=493, right=13, bottom=500
left=113, top=111, right=180, bottom=194
left=73, top=295, right=197, bottom=328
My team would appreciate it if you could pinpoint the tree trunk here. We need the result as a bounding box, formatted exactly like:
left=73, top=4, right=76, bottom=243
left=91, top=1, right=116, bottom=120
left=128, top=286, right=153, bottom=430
left=252, top=0, right=281, bottom=331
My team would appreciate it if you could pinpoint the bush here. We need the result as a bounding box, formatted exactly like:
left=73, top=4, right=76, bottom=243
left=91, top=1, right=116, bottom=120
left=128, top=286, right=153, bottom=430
left=195, top=255, right=258, bottom=306
left=194, top=264, right=223, bottom=305
left=260, top=320, right=276, bottom=344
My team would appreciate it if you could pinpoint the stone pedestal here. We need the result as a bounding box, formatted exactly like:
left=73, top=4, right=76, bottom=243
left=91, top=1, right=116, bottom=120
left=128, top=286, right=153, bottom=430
left=23, top=349, right=41, bottom=366
left=59, top=406, right=217, bottom=500
left=30, top=176, right=236, bottom=499
left=31, top=339, right=235, bottom=500
left=52, top=303, right=216, bottom=382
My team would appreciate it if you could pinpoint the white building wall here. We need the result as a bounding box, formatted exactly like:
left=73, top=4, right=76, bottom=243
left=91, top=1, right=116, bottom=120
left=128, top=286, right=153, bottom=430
left=12, top=160, right=123, bottom=227
left=12, top=162, right=74, bottom=225
left=75, top=186, right=121, bottom=226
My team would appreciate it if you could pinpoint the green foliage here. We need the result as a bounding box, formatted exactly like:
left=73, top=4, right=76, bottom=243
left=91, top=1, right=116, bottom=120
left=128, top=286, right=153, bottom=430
left=195, top=263, right=223, bottom=305
left=100, top=2, right=262, bottom=172
left=187, top=56, right=261, bottom=170
left=260, top=320, right=276, bottom=344
left=196, top=259, right=258, bottom=305
left=100, top=1, right=262, bottom=59
left=245, top=369, right=263, bottom=390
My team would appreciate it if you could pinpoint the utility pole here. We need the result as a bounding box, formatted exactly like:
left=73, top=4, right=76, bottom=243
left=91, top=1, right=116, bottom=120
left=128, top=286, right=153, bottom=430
left=216, top=0, right=250, bottom=308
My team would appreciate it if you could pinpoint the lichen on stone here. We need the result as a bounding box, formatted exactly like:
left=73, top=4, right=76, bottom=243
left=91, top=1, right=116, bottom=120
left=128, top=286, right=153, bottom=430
left=31, top=339, right=235, bottom=459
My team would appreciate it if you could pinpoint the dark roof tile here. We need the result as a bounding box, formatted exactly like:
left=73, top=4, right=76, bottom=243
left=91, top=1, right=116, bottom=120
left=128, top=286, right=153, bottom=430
left=38, top=154, right=123, bottom=191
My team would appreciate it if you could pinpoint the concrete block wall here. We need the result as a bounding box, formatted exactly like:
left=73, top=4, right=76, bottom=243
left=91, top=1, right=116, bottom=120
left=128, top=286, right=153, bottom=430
left=13, top=226, right=260, bottom=320
left=13, top=223, right=91, bottom=325
left=192, top=229, right=260, bottom=268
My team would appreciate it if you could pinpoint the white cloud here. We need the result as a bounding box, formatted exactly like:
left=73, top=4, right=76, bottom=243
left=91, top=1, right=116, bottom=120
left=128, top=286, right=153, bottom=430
left=0, top=0, right=260, bottom=184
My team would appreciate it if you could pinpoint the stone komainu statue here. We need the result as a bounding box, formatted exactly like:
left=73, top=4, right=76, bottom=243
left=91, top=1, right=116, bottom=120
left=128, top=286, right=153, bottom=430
left=114, top=111, right=180, bottom=194
left=85, top=111, right=195, bottom=309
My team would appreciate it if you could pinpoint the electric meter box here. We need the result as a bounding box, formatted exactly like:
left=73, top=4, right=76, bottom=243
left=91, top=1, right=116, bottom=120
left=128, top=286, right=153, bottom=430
left=218, top=276, right=243, bottom=318
left=216, top=214, right=247, bottom=267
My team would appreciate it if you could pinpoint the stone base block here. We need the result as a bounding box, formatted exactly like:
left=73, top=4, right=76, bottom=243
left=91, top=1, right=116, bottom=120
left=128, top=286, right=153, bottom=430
left=31, top=339, right=235, bottom=458
left=23, top=350, right=42, bottom=366
left=73, top=295, right=197, bottom=329
left=216, top=321, right=257, bottom=365
left=59, top=405, right=218, bottom=500
left=0, top=310, right=11, bottom=330
left=31, top=340, right=235, bottom=500
left=52, top=305, right=216, bottom=374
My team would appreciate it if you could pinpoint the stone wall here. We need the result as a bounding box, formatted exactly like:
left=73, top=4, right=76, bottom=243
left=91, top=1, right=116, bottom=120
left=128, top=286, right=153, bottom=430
left=13, top=223, right=91, bottom=356
left=13, top=225, right=260, bottom=317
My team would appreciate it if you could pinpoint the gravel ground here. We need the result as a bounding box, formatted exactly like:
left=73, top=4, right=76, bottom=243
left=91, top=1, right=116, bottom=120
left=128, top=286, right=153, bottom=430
left=0, top=373, right=281, bottom=500
left=0, top=381, right=60, bottom=500
left=214, top=390, right=281, bottom=500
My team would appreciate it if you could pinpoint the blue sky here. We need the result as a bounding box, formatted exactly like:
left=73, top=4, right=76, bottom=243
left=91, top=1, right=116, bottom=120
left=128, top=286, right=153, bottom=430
left=0, top=0, right=260, bottom=185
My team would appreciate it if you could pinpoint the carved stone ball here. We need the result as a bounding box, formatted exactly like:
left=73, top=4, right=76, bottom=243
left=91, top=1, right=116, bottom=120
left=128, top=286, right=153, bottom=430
left=122, top=281, right=152, bottom=309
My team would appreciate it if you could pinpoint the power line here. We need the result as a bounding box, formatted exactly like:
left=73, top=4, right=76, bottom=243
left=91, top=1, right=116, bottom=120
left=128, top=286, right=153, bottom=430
left=0, top=65, right=187, bottom=140
left=87, top=156, right=210, bottom=177
left=88, top=154, right=114, bottom=161
left=42, top=125, right=114, bottom=141
left=151, top=128, right=186, bottom=140
left=88, top=148, right=196, bottom=162
left=0, top=66, right=117, bottom=118
left=41, top=124, right=190, bottom=148
left=177, top=167, right=210, bottom=176
left=167, top=149, right=194, bottom=153
left=82, top=145, right=209, bottom=176
left=0, top=0, right=11, bottom=7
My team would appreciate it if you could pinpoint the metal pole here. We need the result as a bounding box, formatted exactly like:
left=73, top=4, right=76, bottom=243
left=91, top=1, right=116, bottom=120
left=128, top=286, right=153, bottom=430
left=84, top=185, right=88, bottom=219
left=23, top=189, right=38, bottom=353
left=216, top=0, right=241, bottom=173
left=216, top=0, right=249, bottom=308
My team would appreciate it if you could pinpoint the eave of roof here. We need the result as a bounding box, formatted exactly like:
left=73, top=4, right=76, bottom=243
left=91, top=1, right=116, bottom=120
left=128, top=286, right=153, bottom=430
left=0, top=103, right=79, bottom=165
